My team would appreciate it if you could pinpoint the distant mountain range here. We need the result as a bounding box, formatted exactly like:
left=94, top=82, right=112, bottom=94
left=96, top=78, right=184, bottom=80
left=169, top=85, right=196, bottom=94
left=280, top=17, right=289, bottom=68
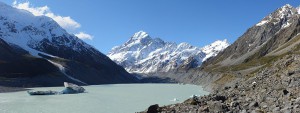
left=0, top=2, right=136, bottom=87
left=0, top=1, right=230, bottom=87
left=108, top=31, right=229, bottom=75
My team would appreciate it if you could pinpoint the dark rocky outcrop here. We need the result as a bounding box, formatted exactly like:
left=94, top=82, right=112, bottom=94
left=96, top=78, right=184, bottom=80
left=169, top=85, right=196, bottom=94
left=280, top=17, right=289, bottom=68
left=0, top=38, right=90, bottom=87
left=146, top=104, right=159, bottom=113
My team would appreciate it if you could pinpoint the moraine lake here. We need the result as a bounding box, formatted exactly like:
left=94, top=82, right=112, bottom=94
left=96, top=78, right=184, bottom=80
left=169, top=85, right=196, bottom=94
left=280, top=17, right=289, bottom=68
left=0, top=84, right=209, bottom=113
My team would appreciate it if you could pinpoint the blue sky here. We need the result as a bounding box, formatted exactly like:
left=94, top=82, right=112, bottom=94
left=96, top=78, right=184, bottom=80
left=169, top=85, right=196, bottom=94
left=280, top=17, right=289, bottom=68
left=2, top=0, right=300, bottom=53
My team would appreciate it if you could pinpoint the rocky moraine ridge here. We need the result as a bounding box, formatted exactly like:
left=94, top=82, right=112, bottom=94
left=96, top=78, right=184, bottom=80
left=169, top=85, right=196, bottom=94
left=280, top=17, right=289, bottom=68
left=140, top=4, right=300, bottom=113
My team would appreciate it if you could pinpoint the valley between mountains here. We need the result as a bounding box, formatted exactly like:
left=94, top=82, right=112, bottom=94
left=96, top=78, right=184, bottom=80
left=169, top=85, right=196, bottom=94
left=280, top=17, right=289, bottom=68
left=0, top=1, right=229, bottom=87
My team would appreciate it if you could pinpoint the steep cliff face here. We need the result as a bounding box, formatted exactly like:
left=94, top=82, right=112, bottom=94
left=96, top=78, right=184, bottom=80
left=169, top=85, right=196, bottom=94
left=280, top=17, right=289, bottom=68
left=0, top=2, right=136, bottom=87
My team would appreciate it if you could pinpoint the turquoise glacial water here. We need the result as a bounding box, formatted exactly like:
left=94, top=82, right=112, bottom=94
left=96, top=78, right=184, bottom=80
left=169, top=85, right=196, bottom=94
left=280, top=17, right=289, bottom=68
left=0, top=84, right=209, bottom=113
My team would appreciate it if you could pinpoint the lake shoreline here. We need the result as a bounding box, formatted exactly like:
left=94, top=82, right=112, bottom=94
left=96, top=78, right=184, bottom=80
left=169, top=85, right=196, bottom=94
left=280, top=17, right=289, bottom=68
left=0, top=86, right=29, bottom=93
left=0, top=83, right=194, bottom=93
left=0, top=84, right=206, bottom=113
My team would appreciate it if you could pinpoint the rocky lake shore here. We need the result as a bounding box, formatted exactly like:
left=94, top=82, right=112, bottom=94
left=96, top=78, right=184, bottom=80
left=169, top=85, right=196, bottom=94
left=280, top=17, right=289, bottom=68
left=140, top=54, right=300, bottom=113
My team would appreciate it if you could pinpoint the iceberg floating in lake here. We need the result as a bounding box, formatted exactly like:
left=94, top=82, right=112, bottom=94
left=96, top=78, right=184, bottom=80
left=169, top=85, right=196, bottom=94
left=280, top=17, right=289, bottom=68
left=27, top=82, right=85, bottom=95
left=170, top=98, right=179, bottom=101
left=61, top=82, right=85, bottom=94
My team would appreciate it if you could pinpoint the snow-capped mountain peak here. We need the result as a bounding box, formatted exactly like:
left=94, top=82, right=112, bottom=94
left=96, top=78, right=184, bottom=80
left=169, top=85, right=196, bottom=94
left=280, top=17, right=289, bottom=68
left=178, top=42, right=191, bottom=48
left=0, top=1, right=97, bottom=58
left=256, top=4, right=297, bottom=27
left=108, top=31, right=229, bottom=74
left=202, top=39, right=229, bottom=53
left=201, top=39, right=230, bottom=61
left=282, top=4, right=292, bottom=9
left=131, top=31, right=149, bottom=40
left=122, top=31, right=154, bottom=50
